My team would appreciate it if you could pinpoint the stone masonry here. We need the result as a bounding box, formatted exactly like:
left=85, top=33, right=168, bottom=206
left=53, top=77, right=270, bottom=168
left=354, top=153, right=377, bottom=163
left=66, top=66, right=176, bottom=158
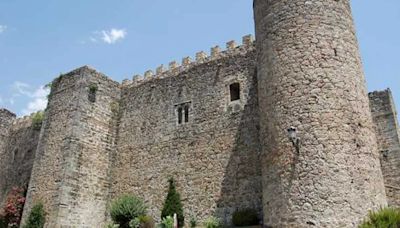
left=369, top=89, right=400, bottom=207
left=254, top=0, right=386, bottom=227
left=0, top=1, right=398, bottom=227
left=0, top=114, right=41, bottom=205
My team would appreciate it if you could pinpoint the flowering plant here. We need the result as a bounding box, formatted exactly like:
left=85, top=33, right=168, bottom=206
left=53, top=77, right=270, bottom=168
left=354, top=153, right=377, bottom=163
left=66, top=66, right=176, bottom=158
left=0, top=187, right=26, bottom=227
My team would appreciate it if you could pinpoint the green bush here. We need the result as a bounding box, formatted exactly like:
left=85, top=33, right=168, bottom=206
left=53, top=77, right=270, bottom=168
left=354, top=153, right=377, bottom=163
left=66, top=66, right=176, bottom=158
left=89, top=84, right=99, bottom=93
left=23, top=203, right=46, bottom=228
left=110, top=195, right=147, bottom=228
left=359, top=207, right=400, bottom=228
left=138, top=215, right=155, bottom=228
left=160, top=216, right=173, bottom=228
left=203, top=216, right=221, bottom=228
left=232, top=209, right=259, bottom=227
left=189, top=217, right=197, bottom=228
left=32, top=112, right=44, bottom=130
left=161, top=178, right=184, bottom=227
left=105, top=222, right=120, bottom=228
left=129, top=218, right=140, bottom=228
left=0, top=217, right=7, bottom=228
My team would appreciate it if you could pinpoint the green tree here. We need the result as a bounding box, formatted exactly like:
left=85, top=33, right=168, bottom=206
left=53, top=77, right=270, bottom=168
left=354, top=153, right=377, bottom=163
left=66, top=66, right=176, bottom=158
left=23, top=203, right=46, bottom=228
left=161, top=178, right=184, bottom=227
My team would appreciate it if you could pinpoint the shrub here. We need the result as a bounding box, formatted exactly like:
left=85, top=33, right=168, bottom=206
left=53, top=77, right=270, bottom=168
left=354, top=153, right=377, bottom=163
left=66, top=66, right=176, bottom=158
left=110, top=195, right=147, bottom=228
left=0, top=217, right=7, bottom=228
left=161, top=178, right=184, bottom=227
left=0, top=187, right=26, bottom=227
left=23, top=203, right=46, bottom=228
left=129, top=218, right=140, bottom=228
left=189, top=217, right=197, bottom=228
left=106, top=222, right=120, bottom=228
left=203, top=216, right=221, bottom=228
left=32, top=112, right=44, bottom=130
left=359, top=207, right=400, bottom=228
left=160, top=216, right=174, bottom=228
left=232, top=209, right=259, bottom=226
left=89, top=84, right=99, bottom=93
left=138, top=215, right=155, bottom=228
left=88, top=84, right=98, bottom=102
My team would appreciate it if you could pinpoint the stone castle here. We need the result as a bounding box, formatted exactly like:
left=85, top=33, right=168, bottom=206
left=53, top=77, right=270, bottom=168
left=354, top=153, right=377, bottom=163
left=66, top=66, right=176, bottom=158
left=0, top=0, right=399, bottom=227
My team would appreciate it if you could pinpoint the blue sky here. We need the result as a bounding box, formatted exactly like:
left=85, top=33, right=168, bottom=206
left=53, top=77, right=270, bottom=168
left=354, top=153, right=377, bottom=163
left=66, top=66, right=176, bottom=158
left=0, top=0, right=399, bottom=117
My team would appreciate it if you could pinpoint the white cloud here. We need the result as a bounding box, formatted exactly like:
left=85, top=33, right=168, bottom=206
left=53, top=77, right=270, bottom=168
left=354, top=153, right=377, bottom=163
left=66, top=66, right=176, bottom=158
left=99, top=28, right=127, bottom=44
left=11, top=81, right=50, bottom=115
left=0, top=25, right=7, bottom=33
left=22, top=94, right=48, bottom=115
left=87, top=28, right=127, bottom=44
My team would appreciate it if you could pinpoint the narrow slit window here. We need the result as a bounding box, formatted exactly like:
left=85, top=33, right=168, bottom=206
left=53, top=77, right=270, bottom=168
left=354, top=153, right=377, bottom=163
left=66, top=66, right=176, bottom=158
left=230, top=83, right=240, bottom=101
left=184, top=105, right=189, bottom=123
left=177, top=107, right=183, bottom=124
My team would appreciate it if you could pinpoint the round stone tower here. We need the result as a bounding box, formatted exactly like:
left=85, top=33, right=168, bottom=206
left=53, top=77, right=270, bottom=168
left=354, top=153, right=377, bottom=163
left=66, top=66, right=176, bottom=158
left=254, top=0, right=387, bottom=227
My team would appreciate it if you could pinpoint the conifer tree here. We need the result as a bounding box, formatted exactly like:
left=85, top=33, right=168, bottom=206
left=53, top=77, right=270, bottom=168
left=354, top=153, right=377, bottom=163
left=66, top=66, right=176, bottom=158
left=23, top=203, right=45, bottom=228
left=161, top=178, right=184, bottom=227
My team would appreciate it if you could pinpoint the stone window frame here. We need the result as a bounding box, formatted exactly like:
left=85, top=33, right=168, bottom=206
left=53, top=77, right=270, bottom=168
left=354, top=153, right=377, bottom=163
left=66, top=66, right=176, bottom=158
left=226, top=80, right=244, bottom=113
left=174, top=102, right=191, bottom=125
left=229, top=82, right=241, bottom=102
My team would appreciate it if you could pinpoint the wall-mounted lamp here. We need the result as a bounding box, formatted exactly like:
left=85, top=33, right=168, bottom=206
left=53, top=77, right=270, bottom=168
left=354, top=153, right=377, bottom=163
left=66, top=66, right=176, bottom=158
left=287, top=126, right=300, bottom=154
left=381, top=150, right=389, bottom=159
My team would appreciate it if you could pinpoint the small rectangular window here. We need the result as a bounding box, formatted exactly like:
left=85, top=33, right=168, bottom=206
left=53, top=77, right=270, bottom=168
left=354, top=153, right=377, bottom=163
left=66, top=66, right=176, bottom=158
left=230, top=83, right=240, bottom=101
left=177, top=107, right=183, bottom=124
left=184, top=105, right=189, bottom=123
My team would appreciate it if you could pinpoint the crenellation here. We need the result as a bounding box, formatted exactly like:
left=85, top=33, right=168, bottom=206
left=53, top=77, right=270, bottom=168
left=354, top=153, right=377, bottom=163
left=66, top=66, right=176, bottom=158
left=226, top=40, right=237, bottom=51
left=195, top=51, right=208, bottom=63
left=132, top=74, right=143, bottom=82
left=182, top=56, right=192, bottom=66
left=211, top=46, right=221, bottom=59
left=156, top=64, right=165, bottom=75
left=126, top=40, right=255, bottom=89
left=11, top=116, right=33, bottom=130
left=242, top=34, right=254, bottom=46
left=122, top=79, right=132, bottom=87
left=169, top=61, right=179, bottom=70
left=144, top=70, right=154, bottom=80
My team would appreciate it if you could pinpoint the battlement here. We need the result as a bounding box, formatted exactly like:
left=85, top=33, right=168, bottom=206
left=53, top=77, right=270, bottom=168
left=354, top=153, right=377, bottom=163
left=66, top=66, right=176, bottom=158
left=0, top=109, right=16, bottom=118
left=121, top=34, right=255, bottom=88
left=11, top=114, right=35, bottom=130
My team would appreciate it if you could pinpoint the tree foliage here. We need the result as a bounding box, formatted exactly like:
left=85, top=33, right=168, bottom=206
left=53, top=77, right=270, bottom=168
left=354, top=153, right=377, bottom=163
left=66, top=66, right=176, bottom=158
left=161, top=178, right=184, bottom=227
left=23, top=203, right=45, bottom=228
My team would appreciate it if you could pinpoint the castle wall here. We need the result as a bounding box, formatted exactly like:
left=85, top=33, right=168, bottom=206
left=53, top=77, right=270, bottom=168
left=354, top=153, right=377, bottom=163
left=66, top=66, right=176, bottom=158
left=254, top=0, right=387, bottom=227
left=0, top=109, right=17, bottom=203
left=22, top=66, right=121, bottom=228
left=369, top=89, right=400, bottom=207
left=111, top=44, right=262, bottom=224
left=0, top=116, right=41, bottom=205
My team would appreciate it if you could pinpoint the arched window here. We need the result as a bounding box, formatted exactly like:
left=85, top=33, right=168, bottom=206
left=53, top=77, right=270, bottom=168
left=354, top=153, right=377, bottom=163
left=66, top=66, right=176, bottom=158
left=175, top=102, right=191, bottom=125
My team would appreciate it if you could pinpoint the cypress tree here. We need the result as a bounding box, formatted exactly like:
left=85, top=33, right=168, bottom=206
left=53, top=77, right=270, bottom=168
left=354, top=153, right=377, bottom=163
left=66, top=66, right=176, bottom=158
left=161, top=178, right=184, bottom=227
left=23, top=203, right=45, bottom=228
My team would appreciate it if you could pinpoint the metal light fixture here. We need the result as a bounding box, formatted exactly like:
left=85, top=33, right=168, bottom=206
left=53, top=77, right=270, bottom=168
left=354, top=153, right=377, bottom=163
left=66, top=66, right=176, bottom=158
left=287, top=126, right=300, bottom=154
